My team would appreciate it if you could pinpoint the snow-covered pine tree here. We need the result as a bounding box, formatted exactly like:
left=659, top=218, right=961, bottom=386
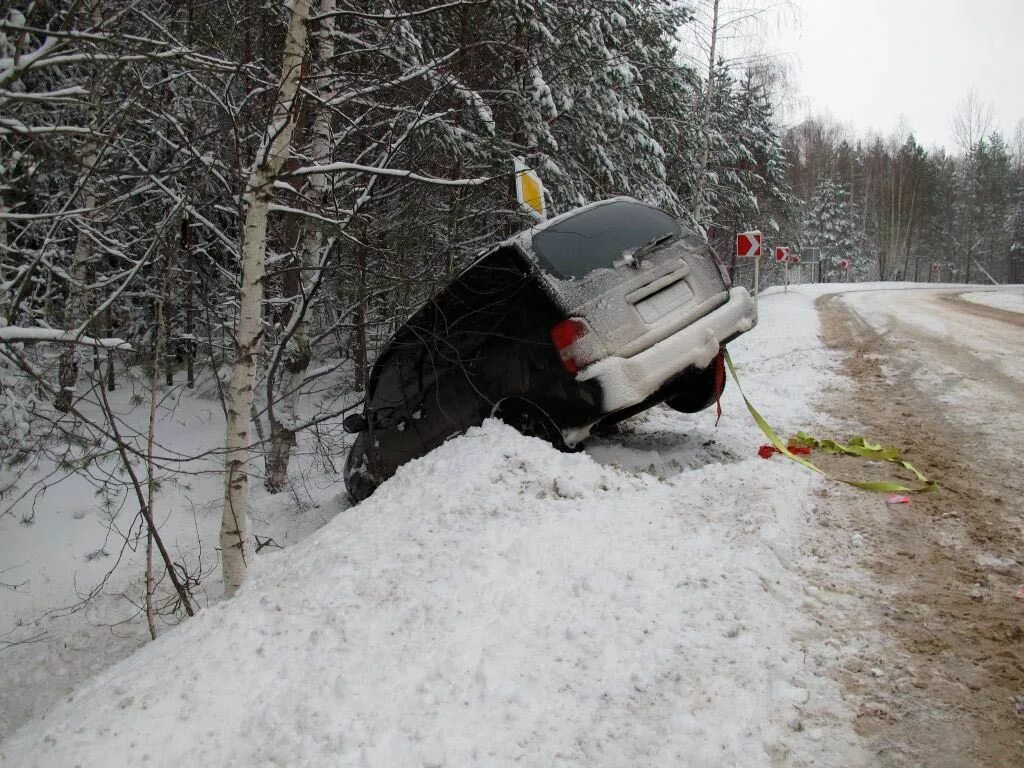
left=974, top=132, right=1016, bottom=280
left=1008, top=185, right=1024, bottom=281
left=802, top=178, right=861, bottom=281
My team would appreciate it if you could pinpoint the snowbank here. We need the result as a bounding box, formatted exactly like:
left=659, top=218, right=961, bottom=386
left=961, top=288, right=1024, bottom=314
left=1, top=415, right=866, bottom=767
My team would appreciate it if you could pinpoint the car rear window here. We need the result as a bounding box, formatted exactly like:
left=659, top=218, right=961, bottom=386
left=530, top=201, right=683, bottom=280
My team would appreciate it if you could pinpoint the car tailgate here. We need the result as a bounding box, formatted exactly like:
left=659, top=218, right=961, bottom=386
left=548, top=239, right=730, bottom=360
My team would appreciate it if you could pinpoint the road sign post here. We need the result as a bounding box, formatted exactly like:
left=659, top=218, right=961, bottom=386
left=736, top=231, right=763, bottom=308
left=774, top=246, right=790, bottom=293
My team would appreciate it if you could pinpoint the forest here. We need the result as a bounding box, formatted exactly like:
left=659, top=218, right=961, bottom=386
left=785, top=105, right=1024, bottom=285
left=1, top=0, right=1022, bottom=615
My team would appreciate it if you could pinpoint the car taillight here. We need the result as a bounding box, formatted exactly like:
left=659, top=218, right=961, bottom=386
left=550, top=318, right=590, bottom=374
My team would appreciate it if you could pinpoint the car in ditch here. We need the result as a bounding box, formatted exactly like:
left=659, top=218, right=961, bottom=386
left=343, top=196, right=758, bottom=502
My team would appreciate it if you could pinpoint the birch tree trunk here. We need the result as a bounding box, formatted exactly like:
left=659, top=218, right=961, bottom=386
left=221, top=0, right=311, bottom=597
left=56, top=1, right=103, bottom=412
left=691, top=0, right=720, bottom=227
left=266, top=0, right=335, bottom=493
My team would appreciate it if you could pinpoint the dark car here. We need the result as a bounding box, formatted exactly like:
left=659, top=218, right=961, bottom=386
left=343, top=197, right=757, bottom=501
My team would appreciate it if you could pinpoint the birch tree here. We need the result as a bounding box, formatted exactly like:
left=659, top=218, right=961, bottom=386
left=681, top=0, right=795, bottom=231
left=264, top=0, right=335, bottom=494
left=691, top=0, right=720, bottom=226
left=55, top=128, right=98, bottom=409
left=221, top=0, right=311, bottom=597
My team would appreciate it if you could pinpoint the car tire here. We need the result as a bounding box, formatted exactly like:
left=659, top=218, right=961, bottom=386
left=665, top=352, right=726, bottom=414
left=343, top=434, right=379, bottom=503
left=492, top=398, right=577, bottom=451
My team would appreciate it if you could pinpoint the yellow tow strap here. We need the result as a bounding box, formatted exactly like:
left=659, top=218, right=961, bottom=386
left=722, top=349, right=938, bottom=494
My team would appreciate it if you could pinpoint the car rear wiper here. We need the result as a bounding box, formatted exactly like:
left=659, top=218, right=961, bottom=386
left=622, top=232, right=676, bottom=268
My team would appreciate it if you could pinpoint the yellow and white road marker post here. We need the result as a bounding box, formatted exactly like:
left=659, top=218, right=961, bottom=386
left=514, top=157, right=546, bottom=221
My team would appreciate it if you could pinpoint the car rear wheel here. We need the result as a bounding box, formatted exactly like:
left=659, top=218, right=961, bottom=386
left=343, top=434, right=379, bottom=503
left=493, top=398, right=576, bottom=451
left=664, top=351, right=726, bottom=414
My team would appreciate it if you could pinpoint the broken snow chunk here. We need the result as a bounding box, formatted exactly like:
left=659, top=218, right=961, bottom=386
left=553, top=476, right=587, bottom=499
left=976, top=553, right=1018, bottom=572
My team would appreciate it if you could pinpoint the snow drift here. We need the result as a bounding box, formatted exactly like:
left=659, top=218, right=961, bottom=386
left=961, top=288, right=1024, bottom=314
left=1, top=415, right=864, bottom=767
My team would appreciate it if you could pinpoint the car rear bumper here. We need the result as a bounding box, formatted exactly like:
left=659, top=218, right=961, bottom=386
left=575, top=287, right=757, bottom=414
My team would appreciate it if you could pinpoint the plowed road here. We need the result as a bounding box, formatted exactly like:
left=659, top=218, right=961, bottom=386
left=817, top=287, right=1024, bottom=767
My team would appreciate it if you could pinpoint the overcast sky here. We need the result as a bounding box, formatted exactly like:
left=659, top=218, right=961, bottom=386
left=762, top=0, right=1024, bottom=150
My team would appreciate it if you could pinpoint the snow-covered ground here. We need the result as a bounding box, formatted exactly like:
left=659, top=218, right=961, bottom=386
left=961, top=288, right=1024, bottom=314
left=2, top=423, right=867, bottom=767
left=2, top=286, right=883, bottom=766
left=0, top=370, right=352, bottom=739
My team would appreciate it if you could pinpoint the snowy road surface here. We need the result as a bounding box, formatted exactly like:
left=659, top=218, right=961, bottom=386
left=2, top=284, right=1023, bottom=767
left=961, top=287, right=1024, bottom=315
left=815, top=286, right=1024, bottom=766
